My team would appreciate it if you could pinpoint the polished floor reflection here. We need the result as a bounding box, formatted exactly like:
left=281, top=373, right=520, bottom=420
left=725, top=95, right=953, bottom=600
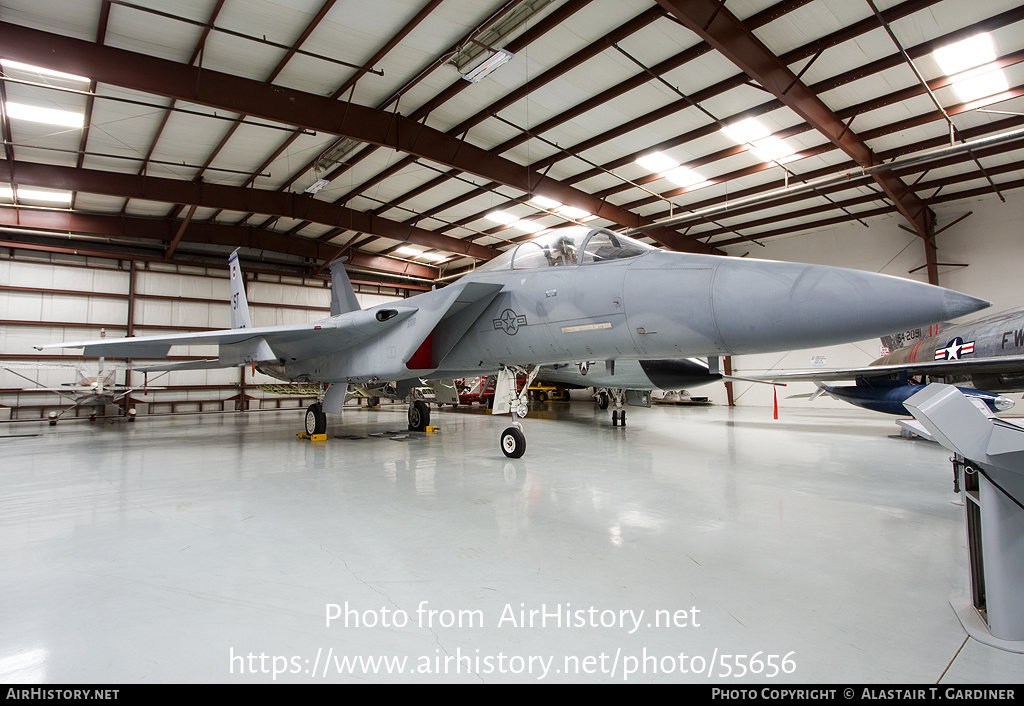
left=1, top=398, right=1021, bottom=683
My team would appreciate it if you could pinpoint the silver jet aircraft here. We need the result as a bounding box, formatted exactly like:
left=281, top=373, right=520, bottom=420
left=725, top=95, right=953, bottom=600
left=749, top=306, right=1024, bottom=416
left=37, top=227, right=988, bottom=457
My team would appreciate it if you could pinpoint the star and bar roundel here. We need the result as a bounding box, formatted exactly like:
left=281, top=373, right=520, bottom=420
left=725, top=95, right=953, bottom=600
left=934, top=337, right=975, bottom=361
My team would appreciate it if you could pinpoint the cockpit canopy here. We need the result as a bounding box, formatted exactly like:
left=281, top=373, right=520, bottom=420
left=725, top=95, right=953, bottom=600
left=478, top=227, right=654, bottom=272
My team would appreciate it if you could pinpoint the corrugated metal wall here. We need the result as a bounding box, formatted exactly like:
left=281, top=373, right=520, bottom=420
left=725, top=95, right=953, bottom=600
left=0, top=251, right=405, bottom=421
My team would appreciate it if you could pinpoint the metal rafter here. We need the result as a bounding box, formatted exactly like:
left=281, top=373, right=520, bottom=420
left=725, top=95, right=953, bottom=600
left=0, top=209, right=439, bottom=280
left=0, top=20, right=714, bottom=254
left=0, top=159, right=494, bottom=261
left=655, top=0, right=941, bottom=281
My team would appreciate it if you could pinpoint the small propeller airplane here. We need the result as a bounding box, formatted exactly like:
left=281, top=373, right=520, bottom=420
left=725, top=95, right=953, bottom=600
left=1, top=359, right=144, bottom=424
left=36, top=226, right=989, bottom=456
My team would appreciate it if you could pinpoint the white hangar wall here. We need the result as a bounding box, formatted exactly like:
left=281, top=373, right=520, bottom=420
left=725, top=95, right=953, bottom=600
left=0, top=250, right=410, bottom=421
left=719, top=189, right=1024, bottom=409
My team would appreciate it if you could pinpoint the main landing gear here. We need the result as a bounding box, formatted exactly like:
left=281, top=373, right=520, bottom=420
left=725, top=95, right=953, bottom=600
left=408, top=399, right=431, bottom=432
left=597, top=388, right=627, bottom=426
left=305, top=402, right=327, bottom=435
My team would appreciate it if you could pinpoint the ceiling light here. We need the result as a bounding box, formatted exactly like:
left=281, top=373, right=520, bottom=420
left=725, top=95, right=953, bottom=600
left=951, top=68, right=1009, bottom=103
left=0, top=186, right=12, bottom=199
left=556, top=205, right=592, bottom=221
left=513, top=219, right=546, bottom=233
left=485, top=210, right=518, bottom=225
left=16, top=188, right=73, bottom=204
left=305, top=178, right=329, bottom=194
left=395, top=246, right=423, bottom=257
left=635, top=152, right=680, bottom=174
left=721, top=118, right=770, bottom=145
left=748, top=136, right=797, bottom=163
left=933, top=33, right=996, bottom=76
left=5, top=101, right=84, bottom=128
left=315, top=138, right=361, bottom=171
left=419, top=252, right=450, bottom=262
left=461, top=49, right=513, bottom=83
left=1, top=59, right=89, bottom=83
left=663, top=166, right=704, bottom=188
left=528, top=195, right=561, bottom=210
left=449, top=0, right=551, bottom=75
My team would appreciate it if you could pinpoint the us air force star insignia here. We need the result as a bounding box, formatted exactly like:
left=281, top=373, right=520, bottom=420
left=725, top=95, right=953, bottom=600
left=493, top=308, right=528, bottom=335
left=934, top=337, right=975, bottom=361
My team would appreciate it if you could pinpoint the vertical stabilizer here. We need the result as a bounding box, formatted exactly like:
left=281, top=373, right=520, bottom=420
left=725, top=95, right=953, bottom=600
left=329, top=258, right=361, bottom=316
left=228, top=249, right=253, bottom=330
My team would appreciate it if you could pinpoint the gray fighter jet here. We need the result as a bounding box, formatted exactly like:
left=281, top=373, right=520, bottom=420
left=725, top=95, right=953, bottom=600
left=37, top=227, right=988, bottom=457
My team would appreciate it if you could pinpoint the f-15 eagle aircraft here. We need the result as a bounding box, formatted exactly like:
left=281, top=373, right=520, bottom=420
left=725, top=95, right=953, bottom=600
left=750, top=306, right=1024, bottom=416
left=37, top=227, right=988, bottom=457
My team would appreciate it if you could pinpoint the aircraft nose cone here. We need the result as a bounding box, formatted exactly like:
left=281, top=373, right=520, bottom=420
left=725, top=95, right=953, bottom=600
left=940, top=290, right=990, bottom=320
left=709, top=257, right=990, bottom=354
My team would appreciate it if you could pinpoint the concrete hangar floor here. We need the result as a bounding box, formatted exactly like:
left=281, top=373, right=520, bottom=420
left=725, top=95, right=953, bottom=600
left=1, top=396, right=1022, bottom=684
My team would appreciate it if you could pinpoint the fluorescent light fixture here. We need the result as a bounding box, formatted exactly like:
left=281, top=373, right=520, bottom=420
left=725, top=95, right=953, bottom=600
left=663, top=166, right=704, bottom=188
left=5, top=101, right=84, bottom=128
left=304, top=178, right=330, bottom=194
left=721, top=117, right=770, bottom=145
left=528, top=195, right=561, bottom=210
left=0, top=186, right=12, bottom=199
left=556, top=205, right=592, bottom=220
left=16, top=188, right=73, bottom=204
left=485, top=210, right=518, bottom=225
left=1, top=59, right=89, bottom=83
left=635, top=152, right=679, bottom=174
left=396, top=246, right=449, bottom=262
left=951, top=68, right=1009, bottom=103
left=461, top=48, right=513, bottom=83
left=512, top=219, right=546, bottom=233
left=933, top=33, right=996, bottom=76
left=749, top=136, right=797, bottom=163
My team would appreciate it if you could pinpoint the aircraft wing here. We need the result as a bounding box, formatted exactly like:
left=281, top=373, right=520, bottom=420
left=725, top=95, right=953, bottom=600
left=35, top=305, right=420, bottom=361
left=748, top=353, right=1024, bottom=382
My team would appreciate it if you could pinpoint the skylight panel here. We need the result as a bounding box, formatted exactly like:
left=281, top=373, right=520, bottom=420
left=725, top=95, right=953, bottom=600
left=933, top=34, right=996, bottom=76
left=720, top=118, right=771, bottom=145
left=0, top=59, right=89, bottom=83
left=932, top=32, right=1008, bottom=104
left=527, top=195, right=561, bottom=210
left=663, top=166, right=705, bottom=188
left=5, top=101, right=84, bottom=128
left=16, top=188, right=73, bottom=204
left=635, top=152, right=679, bottom=174
left=485, top=210, right=518, bottom=225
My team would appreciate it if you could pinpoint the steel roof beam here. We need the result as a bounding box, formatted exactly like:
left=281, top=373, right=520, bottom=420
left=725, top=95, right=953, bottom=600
left=655, top=0, right=936, bottom=251
left=0, top=159, right=492, bottom=261
left=0, top=21, right=709, bottom=254
left=0, top=208, right=438, bottom=279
